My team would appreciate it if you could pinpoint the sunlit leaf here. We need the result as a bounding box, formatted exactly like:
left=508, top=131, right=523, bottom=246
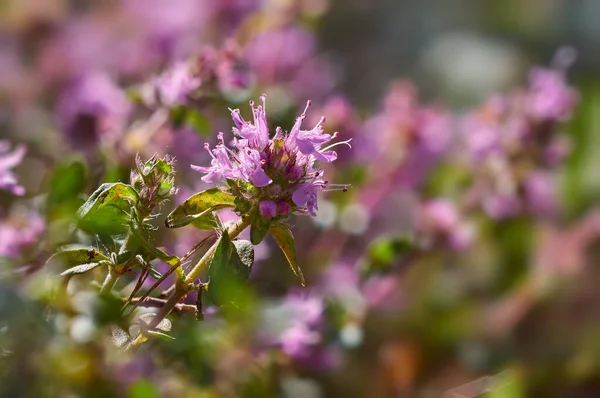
left=165, top=188, right=235, bottom=229
left=48, top=246, right=110, bottom=268
left=77, top=183, right=139, bottom=234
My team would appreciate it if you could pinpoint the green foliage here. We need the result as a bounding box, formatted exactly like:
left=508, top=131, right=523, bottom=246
left=48, top=246, right=110, bottom=267
left=165, top=188, right=235, bottom=229
left=77, top=183, right=139, bottom=235
left=269, top=225, right=305, bottom=286
left=47, top=246, right=111, bottom=276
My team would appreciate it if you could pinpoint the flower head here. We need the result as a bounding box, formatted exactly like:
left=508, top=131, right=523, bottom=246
left=191, top=95, right=350, bottom=218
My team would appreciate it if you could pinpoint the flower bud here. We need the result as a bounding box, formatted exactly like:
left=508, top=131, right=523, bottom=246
left=276, top=201, right=291, bottom=217
left=259, top=200, right=277, bottom=219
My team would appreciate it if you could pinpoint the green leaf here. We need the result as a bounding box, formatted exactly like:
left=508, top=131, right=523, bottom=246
left=60, top=261, right=109, bottom=276
left=77, top=183, right=139, bottom=234
left=208, top=232, right=253, bottom=306
left=115, top=250, right=134, bottom=265
left=269, top=225, right=305, bottom=286
left=48, top=246, right=110, bottom=268
left=250, top=215, right=272, bottom=245
left=165, top=188, right=235, bottom=229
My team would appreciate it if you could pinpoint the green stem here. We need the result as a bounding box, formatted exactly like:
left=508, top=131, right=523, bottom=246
left=100, top=269, right=119, bottom=294
left=186, top=216, right=250, bottom=282
left=126, top=216, right=251, bottom=350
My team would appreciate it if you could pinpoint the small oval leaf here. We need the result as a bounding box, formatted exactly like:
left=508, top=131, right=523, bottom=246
left=165, top=188, right=235, bottom=229
left=60, top=261, right=108, bottom=276
left=48, top=247, right=110, bottom=268
left=269, top=225, right=305, bottom=286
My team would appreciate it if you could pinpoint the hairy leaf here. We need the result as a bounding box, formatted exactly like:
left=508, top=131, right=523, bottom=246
left=138, top=313, right=172, bottom=332
left=60, top=261, right=109, bottom=276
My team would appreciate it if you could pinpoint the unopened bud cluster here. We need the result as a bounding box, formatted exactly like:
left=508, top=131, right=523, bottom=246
left=131, top=154, right=179, bottom=214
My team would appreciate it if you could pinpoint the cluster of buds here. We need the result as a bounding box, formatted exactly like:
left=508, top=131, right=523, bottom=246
left=192, top=95, right=351, bottom=220
left=130, top=154, right=179, bottom=214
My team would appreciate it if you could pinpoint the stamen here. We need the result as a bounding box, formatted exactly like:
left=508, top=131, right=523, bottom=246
left=321, top=138, right=353, bottom=152
left=321, top=184, right=352, bottom=193
left=260, top=93, right=267, bottom=110
left=204, top=143, right=216, bottom=160
left=301, top=100, right=311, bottom=116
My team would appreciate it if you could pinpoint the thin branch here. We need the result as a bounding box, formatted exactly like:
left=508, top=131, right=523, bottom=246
left=126, top=296, right=197, bottom=313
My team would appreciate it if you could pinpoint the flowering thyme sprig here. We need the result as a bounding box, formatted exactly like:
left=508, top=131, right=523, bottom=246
left=191, top=95, right=351, bottom=218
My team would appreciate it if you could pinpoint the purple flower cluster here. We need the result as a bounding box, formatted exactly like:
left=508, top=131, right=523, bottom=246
left=462, top=65, right=577, bottom=219
left=358, top=81, right=452, bottom=189
left=192, top=95, right=350, bottom=217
